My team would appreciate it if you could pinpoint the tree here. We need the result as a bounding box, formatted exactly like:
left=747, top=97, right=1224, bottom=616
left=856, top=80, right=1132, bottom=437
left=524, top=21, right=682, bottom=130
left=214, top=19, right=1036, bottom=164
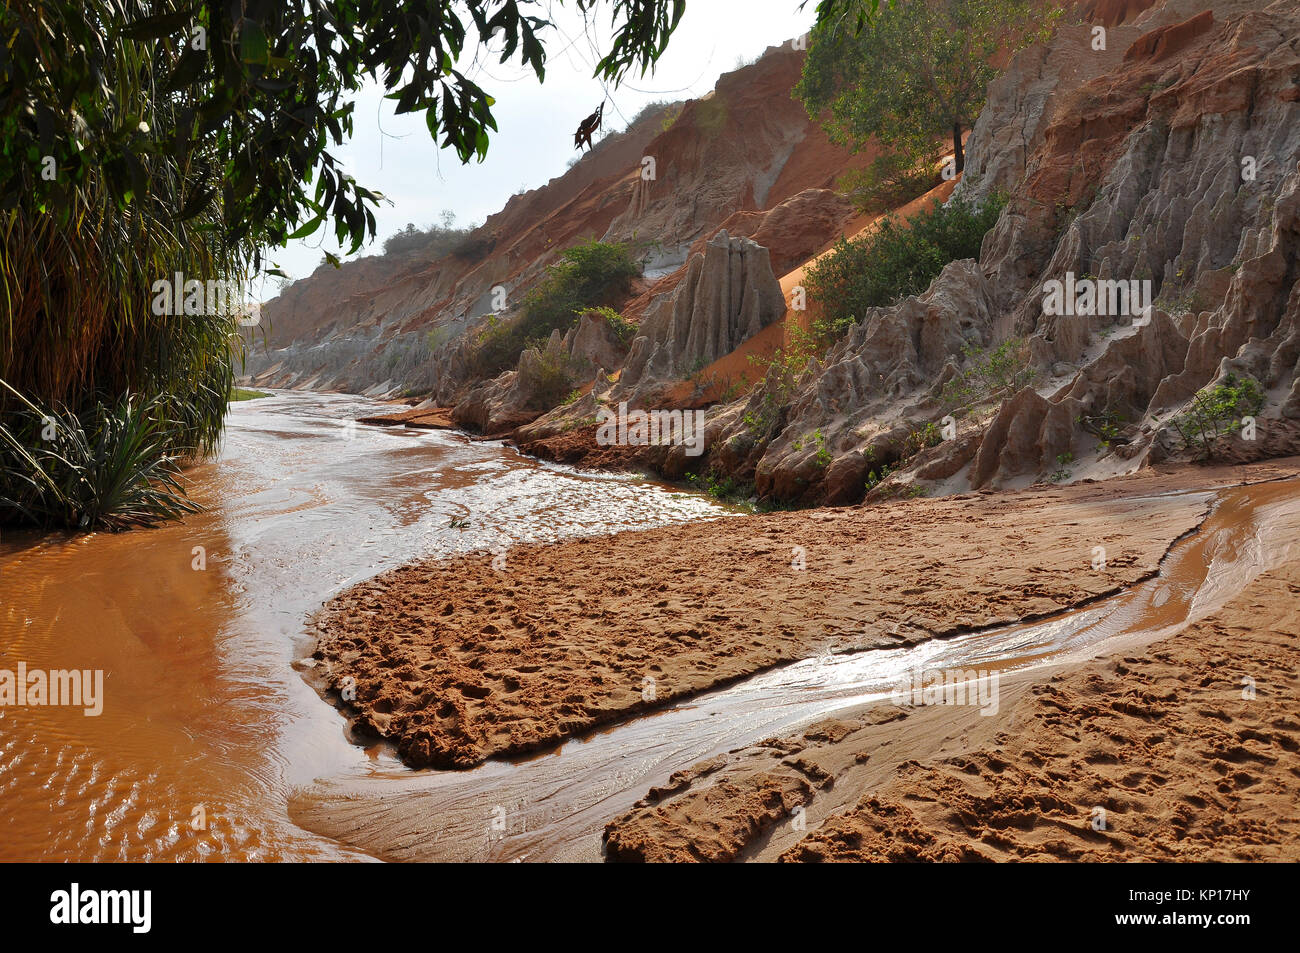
left=0, top=0, right=686, bottom=528
left=795, top=0, right=1057, bottom=176
left=2, top=1, right=687, bottom=264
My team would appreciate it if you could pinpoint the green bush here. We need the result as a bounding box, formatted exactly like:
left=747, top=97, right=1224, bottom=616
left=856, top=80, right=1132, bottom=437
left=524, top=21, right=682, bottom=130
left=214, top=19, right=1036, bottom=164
left=941, top=337, right=1038, bottom=416
left=838, top=144, right=941, bottom=214
left=382, top=217, right=478, bottom=258
left=743, top=323, right=824, bottom=439
left=526, top=349, right=578, bottom=410
left=467, top=240, right=639, bottom=378
left=1168, top=375, right=1265, bottom=461
left=0, top=382, right=199, bottom=530
left=805, top=193, right=1007, bottom=333
left=585, top=306, right=637, bottom=346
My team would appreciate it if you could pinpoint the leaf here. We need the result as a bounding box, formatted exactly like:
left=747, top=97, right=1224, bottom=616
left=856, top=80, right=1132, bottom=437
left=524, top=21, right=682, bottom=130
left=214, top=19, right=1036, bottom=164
left=240, top=21, right=270, bottom=66
left=287, top=214, right=324, bottom=240
left=178, top=186, right=215, bottom=220
left=120, top=12, right=193, bottom=40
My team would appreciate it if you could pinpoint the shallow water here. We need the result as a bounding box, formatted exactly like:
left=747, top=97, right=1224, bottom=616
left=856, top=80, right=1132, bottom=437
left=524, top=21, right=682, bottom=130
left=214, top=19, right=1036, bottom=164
left=0, top=392, right=728, bottom=861
left=4, top=392, right=1294, bottom=863
left=294, top=479, right=1300, bottom=862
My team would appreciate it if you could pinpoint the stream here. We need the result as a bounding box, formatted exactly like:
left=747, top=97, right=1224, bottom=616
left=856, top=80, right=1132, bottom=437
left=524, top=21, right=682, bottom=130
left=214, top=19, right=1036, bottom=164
left=1, top=392, right=1295, bottom=862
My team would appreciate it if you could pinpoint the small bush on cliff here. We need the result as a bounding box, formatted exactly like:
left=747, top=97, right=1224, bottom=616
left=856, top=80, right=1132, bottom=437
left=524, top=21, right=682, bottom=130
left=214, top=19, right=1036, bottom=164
left=467, top=240, right=640, bottom=378
left=940, top=337, right=1037, bottom=416
left=742, top=323, right=824, bottom=438
left=838, top=145, right=942, bottom=214
left=1168, top=375, right=1265, bottom=461
left=585, top=306, right=637, bottom=347
left=526, top=349, right=578, bottom=410
left=382, top=213, right=478, bottom=259
left=805, top=193, right=1006, bottom=332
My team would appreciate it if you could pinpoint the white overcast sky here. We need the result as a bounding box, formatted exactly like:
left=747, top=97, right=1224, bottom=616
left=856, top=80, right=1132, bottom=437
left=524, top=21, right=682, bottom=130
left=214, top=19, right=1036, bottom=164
left=260, top=0, right=816, bottom=295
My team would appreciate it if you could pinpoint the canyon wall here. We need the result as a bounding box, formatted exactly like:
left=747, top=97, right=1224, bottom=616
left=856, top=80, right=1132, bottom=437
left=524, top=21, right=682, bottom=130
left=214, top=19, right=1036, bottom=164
left=252, top=0, right=1300, bottom=507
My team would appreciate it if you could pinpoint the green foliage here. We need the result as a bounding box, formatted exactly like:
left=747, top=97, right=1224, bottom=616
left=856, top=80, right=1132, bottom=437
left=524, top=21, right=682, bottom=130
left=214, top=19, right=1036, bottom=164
left=467, top=240, right=639, bottom=378
left=1050, top=452, right=1073, bottom=483
left=1085, top=409, right=1125, bottom=450
left=940, top=337, right=1037, bottom=416
left=837, top=145, right=942, bottom=213
left=795, top=0, right=1057, bottom=174
left=813, top=430, right=833, bottom=467
left=628, top=100, right=684, bottom=132
left=685, top=469, right=752, bottom=503
left=743, top=324, right=824, bottom=439
left=0, top=1, right=687, bottom=530
left=527, top=348, right=578, bottom=410
left=0, top=383, right=200, bottom=530
left=382, top=215, right=478, bottom=258
left=585, top=305, right=637, bottom=346
left=792, top=428, right=834, bottom=466
left=864, top=462, right=895, bottom=493
left=1168, top=375, right=1265, bottom=461
left=519, top=240, right=640, bottom=340
left=230, top=388, right=271, bottom=402
left=683, top=468, right=799, bottom=512
left=901, top=421, right=942, bottom=457
left=3, top=0, right=687, bottom=256
left=805, top=193, right=1006, bottom=331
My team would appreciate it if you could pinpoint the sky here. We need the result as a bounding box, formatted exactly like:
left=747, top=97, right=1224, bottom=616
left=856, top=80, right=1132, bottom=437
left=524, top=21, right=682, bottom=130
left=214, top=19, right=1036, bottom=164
left=259, top=0, right=816, bottom=298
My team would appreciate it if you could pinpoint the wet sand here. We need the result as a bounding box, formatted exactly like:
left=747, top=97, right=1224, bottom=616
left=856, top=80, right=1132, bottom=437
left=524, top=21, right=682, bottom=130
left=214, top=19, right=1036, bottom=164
left=303, top=458, right=1300, bottom=861
left=313, top=470, right=1224, bottom=769
left=775, top=555, right=1300, bottom=862
left=0, top=392, right=725, bottom=861
left=604, top=474, right=1300, bottom=861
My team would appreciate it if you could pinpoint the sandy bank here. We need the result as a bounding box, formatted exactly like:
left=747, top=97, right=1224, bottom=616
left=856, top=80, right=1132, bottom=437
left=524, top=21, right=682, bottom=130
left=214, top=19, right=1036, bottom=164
left=308, top=463, right=1300, bottom=772
left=601, top=470, right=1300, bottom=861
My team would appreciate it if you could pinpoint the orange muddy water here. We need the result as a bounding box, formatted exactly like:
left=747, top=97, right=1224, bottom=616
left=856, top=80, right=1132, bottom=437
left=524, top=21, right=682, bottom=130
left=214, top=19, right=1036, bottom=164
left=2, top=391, right=1296, bottom=862
left=0, top=392, right=728, bottom=861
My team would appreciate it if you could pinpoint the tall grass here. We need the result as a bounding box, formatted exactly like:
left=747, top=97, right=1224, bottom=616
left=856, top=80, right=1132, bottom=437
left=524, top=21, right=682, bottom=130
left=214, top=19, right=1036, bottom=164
left=0, top=381, right=199, bottom=530
left=1, top=1, right=248, bottom=529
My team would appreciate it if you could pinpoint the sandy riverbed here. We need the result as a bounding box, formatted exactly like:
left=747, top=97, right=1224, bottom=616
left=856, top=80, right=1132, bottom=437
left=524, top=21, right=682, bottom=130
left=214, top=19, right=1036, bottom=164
left=302, top=458, right=1300, bottom=861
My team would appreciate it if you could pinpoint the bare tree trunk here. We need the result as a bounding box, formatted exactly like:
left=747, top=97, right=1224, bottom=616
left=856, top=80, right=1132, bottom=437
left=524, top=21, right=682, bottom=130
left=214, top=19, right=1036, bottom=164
left=953, top=121, right=965, bottom=174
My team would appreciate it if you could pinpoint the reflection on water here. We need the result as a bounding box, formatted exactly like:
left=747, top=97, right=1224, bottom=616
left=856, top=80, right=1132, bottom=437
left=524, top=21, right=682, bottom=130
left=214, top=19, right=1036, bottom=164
left=0, top=391, right=728, bottom=861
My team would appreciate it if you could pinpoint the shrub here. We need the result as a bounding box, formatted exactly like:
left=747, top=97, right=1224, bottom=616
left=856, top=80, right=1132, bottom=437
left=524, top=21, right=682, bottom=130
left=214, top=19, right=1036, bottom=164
left=527, top=348, right=578, bottom=410
left=805, top=193, right=1007, bottom=332
left=901, top=421, right=943, bottom=457
left=743, top=323, right=823, bottom=439
left=584, top=305, right=637, bottom=346
left=838, top=143, right=942, bottom=214
left=0, top=382, right=199, bottom=530
left=685, top=469, right=754, bottom=504
left=382, top=217, right=477, bottom=258
left=941, top=337, right=1037, bottom=416
left=451, top=231, right=496, bottom=262
left=1168, top=375, right=1265, bottom=461
left=466, top=240, right=640, bottom=378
